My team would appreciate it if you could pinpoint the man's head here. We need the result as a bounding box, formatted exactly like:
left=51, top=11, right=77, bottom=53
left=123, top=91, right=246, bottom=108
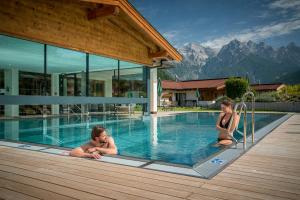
left=91, top=126, right=108, bottom=143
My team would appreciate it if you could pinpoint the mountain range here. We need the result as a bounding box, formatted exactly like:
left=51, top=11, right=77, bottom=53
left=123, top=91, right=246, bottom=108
left=165, top=40, right=300, bottom=84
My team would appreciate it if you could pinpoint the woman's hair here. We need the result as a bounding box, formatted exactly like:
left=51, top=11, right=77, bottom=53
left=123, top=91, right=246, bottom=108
left=221, top=99, right=233, bottom=108
left=91, top=126, right=106, bottom=140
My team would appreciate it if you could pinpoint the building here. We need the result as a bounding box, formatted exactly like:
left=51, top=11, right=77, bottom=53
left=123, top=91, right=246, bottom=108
left=161, top=78, right=228, bottom=106
left=0, top=0, right=182, bottom=117
left=251, top=83, right=286, bottom=93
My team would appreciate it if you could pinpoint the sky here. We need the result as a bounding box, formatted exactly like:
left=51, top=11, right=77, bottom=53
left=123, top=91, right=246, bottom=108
left=129, top=0, right=300, bottom=49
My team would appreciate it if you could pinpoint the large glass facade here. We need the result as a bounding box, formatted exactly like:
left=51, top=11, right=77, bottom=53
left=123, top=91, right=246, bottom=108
left=118, top=64, right=147, bottom=98
left=0, top=34, right=148, bottom=116
left=47, top=45, right=86, bottom=96
left=0, top=70, right=3, bottom=116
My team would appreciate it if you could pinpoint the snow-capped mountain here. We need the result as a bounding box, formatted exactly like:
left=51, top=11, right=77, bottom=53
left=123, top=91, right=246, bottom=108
left=178, top=42, right=217, bottom=66
left=167, top=42, right=216, bottom=80
left=165, top=40, right=300, bottom=84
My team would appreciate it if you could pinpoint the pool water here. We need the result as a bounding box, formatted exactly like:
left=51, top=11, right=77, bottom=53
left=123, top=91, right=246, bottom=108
left=0, top=112, right=284, bottom=166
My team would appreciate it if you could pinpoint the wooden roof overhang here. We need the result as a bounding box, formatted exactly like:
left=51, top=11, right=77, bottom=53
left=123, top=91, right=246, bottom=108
left=0, top=0, right=182, bottom=66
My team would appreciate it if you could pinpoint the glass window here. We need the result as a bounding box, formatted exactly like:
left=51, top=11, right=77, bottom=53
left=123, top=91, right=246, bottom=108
left=118, top=63, right=146, bottom=98
left=89, top=54, right=118, bottom=97
left=19, top=71, right=50, bottom=95
left=0, top=70, right=3, bottom=116
left=0, top=70, right=4, bottom=91
left=0, top=35, right=45, bottom=116
left=47, top=45, right=86, bottom=96
left=0, top=35, right=44, bottom=96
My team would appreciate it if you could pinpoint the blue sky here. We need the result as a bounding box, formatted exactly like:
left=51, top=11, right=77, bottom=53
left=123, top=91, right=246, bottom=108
left=129, top=0, right=300, bottom=49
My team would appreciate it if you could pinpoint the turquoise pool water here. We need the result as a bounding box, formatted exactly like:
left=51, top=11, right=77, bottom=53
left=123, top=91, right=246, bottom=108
left=0, top=112, right=284, bottom=166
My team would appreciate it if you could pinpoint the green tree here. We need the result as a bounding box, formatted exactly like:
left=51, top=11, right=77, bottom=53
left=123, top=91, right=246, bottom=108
left=157, top=69, right=174, bottom=80
left=225, top=77, right=249, bottom=99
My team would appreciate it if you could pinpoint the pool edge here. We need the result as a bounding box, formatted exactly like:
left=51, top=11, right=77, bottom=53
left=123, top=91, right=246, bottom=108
left=0, top=113, right=293, bottom=179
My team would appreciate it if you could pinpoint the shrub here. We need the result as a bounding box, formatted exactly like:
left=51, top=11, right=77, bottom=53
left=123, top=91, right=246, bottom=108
left=255, top=92, right=280, bottom=102
left=280, top=84, right=300, bottom=102
left=225, top=78, right=249, bottom=100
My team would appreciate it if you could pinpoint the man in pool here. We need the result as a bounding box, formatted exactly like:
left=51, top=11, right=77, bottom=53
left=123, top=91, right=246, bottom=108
left=69, top=126, right=117, bottom=159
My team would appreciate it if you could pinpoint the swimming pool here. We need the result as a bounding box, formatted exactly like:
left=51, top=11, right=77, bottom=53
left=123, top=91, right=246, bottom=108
left=0, top=112, right=284, bottom=166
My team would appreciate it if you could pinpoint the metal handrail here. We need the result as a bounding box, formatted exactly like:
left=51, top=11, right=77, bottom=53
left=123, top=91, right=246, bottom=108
left=228, top=102, right=247, bottom=149
left=242, top=91, right=255, bottom=144
left=228, top=91, right=255, bottom=150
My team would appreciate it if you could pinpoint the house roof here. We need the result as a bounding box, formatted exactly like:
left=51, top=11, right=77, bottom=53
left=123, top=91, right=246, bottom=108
left=162, top=78, right=228, bottom=90
left=80, top=0, right=182, bottom=62
left=251, top=83, right=285, bottom=91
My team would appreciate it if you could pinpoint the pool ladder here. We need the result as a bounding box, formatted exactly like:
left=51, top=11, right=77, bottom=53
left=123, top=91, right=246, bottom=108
left=228, top=92, right=255, bottom=150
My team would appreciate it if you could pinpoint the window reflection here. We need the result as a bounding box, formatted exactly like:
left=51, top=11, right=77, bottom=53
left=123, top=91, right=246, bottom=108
left=0, top=34, right=148, bottom=117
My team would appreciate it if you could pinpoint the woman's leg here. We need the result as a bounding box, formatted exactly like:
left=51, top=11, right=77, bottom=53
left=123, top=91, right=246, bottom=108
left=217, top=133, right=233, bottom=145
left=218, top=139, right=232, bottom=145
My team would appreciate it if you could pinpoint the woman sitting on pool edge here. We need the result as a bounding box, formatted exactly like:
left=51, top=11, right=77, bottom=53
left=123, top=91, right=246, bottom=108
left=216, top=100, right=240, bottom=146
left=70, top=126, right=117, bottom=159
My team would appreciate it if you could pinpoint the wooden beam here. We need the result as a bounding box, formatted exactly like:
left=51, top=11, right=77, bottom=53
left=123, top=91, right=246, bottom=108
left=87, top=5, right=119, bottom=20
left=108, top=17, right=156, bottom=50
left=148, top=50, right=168, bottom=59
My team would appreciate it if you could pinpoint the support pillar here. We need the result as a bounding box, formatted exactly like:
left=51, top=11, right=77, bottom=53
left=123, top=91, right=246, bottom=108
left=4, top=68, right=19, bottom=117
left=81, top=71, right=86, bottom=113
left=104, top=78, right=112, bottom=97
left=51, top=73, right=59, bottom=115
left=149, top=68, right=157, bottom=114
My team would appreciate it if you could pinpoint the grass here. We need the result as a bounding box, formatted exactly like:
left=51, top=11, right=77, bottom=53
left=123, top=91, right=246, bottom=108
left=158, top=106, right=218, bottom=112
left=157, top=106, right=290, bottom=114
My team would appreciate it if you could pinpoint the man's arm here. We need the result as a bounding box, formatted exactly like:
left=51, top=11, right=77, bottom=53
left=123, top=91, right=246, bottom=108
left=69, top=147, right=101, bottom=159
left=94, top=138, right=118, bottom=155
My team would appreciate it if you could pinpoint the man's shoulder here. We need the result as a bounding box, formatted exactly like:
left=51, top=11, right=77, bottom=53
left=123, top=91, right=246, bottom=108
left=108, top=136, right=115, bottom=143
left=80, top=141, right=94, bottom=148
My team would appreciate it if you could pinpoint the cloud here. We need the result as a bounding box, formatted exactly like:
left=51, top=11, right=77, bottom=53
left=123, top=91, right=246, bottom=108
left=202, top=0, right=300, bottom=49
left=163, top=31, right=179, bottom=41
left=269, top=0, right=300, bottom=10
left=269, top=0, right=300, bottom=19
left=201, top=19, right=300, bottom=49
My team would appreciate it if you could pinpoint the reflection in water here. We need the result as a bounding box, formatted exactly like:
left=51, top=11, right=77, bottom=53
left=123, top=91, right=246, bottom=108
left=4, top=120, right=19, bottom=140
left=150, top=115, right=158, bottom=146
left=0, top=113, right=284, bottom=166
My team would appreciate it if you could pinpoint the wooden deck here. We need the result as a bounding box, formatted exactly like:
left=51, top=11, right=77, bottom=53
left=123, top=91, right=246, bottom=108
left=0, top=114, right=300, bottom=200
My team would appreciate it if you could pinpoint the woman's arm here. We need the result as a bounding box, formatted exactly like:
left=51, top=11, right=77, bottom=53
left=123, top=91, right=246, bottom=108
left=228, top=112, right=240, bottom=133
left=216, top=113, right=229, bottom=134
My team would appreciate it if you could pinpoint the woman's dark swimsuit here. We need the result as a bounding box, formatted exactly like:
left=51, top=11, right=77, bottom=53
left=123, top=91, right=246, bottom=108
left=218, top=114, right=232, bottom=142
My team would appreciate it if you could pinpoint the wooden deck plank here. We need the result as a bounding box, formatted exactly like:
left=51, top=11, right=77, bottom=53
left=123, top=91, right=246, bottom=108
left=201, top=183, right=288, bottom=200
left=0, top=179, right=74, bottom=200
left=213, top=175, right=300, bottom=195
left=0, top=145, right=204, bottom=182
left=0, top=160, right=189, bottom=200
left=0, top=164, right=158, bottom=200
left=187, top=187, right=258, bottom=200
left=0, top=154, right=193, bottom=198
left=0, top=188, right=40, bottom=200
left=206, top=179, right=300, bottom=200
left=0, top=147, right=204, bottom=187
left=224, top=168, right=300, bottom=184
left=0, top=114, right=299, bottom=200
left=0, top=171, right=111, bottom=200
left=0, top=152, right=202, bottom=194
left=216, top=171, right=300, bottom=193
